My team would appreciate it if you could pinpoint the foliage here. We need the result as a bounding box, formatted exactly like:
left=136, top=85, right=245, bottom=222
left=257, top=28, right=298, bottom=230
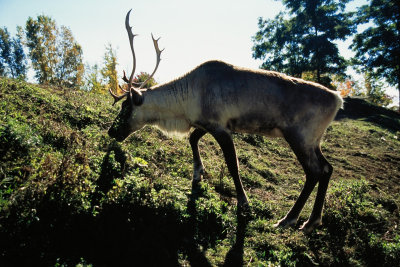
left=24, top=15, right=83, bottom=87
left=252, top=12, right=306, bottom=78
left=56, top=26, right=84, bottom=87
left=321, top=179, right=400, bottom=266
left=0, top=78, right=399, bottom=266
left=351, top=0, right=400, bottom=111
left=100, top=43, right=118, bottom=94
left=252, top=0, right=354, bottom=87
left=134, top=71, right=158, bottom=88
left=0, top=27, right=12, bottom=77
left=25, top=15, right=58, bottom=84
left=83, top=63, right=105, bottom=93
left=331, top=75, right=358, bottom=97
left=0, top=27, right=27, bottom=79
left=363, top=72, right=393, bottom=107
left=332, top=73, right=393, bottom=108
left=9, top=27, right=27, bottom=80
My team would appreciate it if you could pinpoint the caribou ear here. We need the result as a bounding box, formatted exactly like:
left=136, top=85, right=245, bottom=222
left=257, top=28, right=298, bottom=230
left=130, top=88, right=144, bottom=106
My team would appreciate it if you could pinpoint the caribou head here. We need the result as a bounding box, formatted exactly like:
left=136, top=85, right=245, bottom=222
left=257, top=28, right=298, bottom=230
left=108, top=9, right=163, bottom=141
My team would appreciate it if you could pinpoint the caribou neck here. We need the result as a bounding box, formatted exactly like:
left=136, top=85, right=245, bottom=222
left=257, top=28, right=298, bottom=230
left=140, top=77, right=192, bottom=135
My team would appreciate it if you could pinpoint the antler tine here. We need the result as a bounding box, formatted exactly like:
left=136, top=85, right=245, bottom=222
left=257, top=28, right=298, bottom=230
left=119, top=84, right=129, bottom=93
left=125, top=9, right=137, bottom=86
left=139, top=34, right=164, bottom=89
left=122, top=70, right=143, bottom=87
left=109, top=88, right=128, bottom=106
left=122, top=70, right=129, bottom=83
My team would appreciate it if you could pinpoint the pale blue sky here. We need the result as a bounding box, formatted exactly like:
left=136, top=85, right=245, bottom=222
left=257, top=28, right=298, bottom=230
left=3, top=0, right=394, bottom=99
left=1, top=0, right=285, bottom=82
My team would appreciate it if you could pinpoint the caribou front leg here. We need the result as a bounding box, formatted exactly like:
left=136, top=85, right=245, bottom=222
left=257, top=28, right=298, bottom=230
left=208, top=127, right=249, bottom=209
left=189, top=128, right=207, bottom=184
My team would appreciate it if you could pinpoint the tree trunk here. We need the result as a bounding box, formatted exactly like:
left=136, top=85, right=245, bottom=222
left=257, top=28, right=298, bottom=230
left=314, top=26, right=321, bottom=84
left=397, top=68, right=400, bottom=112
left=397, top=83, right=400, bottom=113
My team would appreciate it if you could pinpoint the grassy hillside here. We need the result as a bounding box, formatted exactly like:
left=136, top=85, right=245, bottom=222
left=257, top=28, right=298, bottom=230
left=0, top=77, right=399, bottom=266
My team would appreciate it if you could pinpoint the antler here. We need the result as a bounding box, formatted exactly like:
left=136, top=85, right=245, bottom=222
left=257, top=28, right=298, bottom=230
left=125, top=9, right=137, bottom=87
left=122, top=34, right=164, bottom=89
left=110, top=9, right=164, bottom=106
left=109, top=9, right=136, bottom=105
left=109, top=87, right=128, bottom=106
left=122, top=70, right=143, bottom=87
left=122, top=70, right=129, bottom=83
left=139, top=34, right=164, bottom=89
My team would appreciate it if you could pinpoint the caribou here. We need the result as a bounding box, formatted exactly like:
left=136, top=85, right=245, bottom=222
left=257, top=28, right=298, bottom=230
left=108, top=10, right=343, bottom=233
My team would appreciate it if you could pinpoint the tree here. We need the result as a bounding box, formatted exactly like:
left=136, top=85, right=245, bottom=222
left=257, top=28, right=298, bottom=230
left=0, top=26, right=27, bottom=79
left=351, top=0, right=400, bottom=111
left=253, top=0, right=354, bottom=87
left=363, top=72, right=393, bottom=107
left=0, top=27, right=12, bottom=77
left=9, top=27, right=27, bottom=79
left=101, top=43, right=118, bottom=94
left=25, top=15, right=83, bottom=87
left=331, top=75, right=359, bottom=98
left=253, top=12, right=308, bottom=78
left=25, top=15, right=58, bottom=84
left=56, top=26, right=84, bottom=87
left=84, top=63, right=105, bottom=93
left=134, top=72, right=158, bottom=88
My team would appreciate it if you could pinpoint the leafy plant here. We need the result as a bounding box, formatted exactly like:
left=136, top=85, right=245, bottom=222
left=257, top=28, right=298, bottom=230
left=0, top=77, right=399, bottom=266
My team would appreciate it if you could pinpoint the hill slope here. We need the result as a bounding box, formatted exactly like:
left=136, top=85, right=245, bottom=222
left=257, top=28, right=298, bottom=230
left=0, top=77, right=399, bottom=266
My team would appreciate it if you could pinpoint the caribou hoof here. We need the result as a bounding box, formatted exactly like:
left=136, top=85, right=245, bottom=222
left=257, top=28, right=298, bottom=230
left=273, top=217, right=297, bottom=229
left=299, top=218, right=322, bottom=234
left=192, top=167, right=205, bottom=182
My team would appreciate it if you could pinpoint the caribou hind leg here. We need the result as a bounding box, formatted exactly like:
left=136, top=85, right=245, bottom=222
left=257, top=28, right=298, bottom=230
left=189, top=128, right=207, bottom=183
left=300, top=147, right=333, bottom=233
left=275, top=130, right=333, bottom=232
left=274, top=174, right=318, bottom=229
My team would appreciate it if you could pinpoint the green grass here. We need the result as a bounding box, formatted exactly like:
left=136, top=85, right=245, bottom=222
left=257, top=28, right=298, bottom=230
left=0, top=77, right=399, bottom=266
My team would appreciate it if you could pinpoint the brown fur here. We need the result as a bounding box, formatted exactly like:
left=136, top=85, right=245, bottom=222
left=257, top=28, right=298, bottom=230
left=109, top=60, right=343, bottom=232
